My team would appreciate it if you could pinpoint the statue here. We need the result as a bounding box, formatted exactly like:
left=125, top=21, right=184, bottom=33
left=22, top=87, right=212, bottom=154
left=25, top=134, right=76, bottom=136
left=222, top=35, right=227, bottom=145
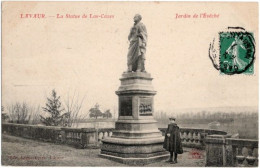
left=127, top=14, right=147, bottom=72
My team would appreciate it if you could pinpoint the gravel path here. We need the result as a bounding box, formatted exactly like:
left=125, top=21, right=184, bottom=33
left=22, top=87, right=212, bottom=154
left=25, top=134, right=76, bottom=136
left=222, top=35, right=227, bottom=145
left=2, top=134, right=205, bottom=167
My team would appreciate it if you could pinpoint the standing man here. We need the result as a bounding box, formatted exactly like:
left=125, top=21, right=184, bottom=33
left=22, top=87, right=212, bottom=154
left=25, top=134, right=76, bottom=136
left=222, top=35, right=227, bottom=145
left=127, top=14, right=147, bottom=72
left=163, top=117, right=183, bottom=164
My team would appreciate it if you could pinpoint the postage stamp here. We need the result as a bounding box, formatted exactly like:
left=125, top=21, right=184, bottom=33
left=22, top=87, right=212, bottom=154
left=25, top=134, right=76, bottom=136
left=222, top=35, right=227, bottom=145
left=209, top=27, right=255, bottom=75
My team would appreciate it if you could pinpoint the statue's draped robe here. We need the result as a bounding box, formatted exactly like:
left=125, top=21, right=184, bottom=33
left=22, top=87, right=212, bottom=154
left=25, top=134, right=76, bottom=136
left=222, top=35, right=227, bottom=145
left=163, top=123, right=183, bottom=154
left=127, top=22, right=147, bottom=71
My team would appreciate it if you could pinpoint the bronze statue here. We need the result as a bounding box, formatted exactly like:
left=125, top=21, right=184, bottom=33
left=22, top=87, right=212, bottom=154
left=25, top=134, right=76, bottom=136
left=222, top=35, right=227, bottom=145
left=127, top=14, right=147, bottom=72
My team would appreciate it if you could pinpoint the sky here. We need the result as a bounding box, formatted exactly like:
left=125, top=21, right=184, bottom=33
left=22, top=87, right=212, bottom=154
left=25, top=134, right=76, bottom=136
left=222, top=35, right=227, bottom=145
left=2, top=2, right=258, bottom=115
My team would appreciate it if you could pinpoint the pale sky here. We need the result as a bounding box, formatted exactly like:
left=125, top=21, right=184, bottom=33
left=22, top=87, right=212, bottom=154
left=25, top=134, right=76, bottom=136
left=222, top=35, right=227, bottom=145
left=2, top=2, right=258, bottom=115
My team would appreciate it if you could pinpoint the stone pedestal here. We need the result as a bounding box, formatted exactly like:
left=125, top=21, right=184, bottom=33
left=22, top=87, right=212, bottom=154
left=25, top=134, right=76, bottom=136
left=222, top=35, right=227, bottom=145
left=100, top=72, right=168, bottom=165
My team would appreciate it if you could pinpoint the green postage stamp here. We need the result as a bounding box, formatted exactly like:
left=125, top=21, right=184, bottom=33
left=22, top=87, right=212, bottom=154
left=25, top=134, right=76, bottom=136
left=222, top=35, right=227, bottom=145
left=209, top=27, right=255, bottom=75
left=219, top=31, right=255, bottom=74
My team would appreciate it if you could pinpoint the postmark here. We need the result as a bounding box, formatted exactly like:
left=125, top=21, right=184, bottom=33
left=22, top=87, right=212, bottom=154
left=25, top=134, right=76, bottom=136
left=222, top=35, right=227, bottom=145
left=209, top=27, right=255, bottom=75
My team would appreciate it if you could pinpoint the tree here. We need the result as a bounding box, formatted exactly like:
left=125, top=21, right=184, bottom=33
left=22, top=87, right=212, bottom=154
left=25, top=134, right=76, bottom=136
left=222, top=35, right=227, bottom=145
left=40, top=89, right=66, bottom=126
left=7, top=103, right=42, bottom=125
left=64, top=90, right=87, bottom=127
left=2, top=106, right=9, bottom=123
left=29, top=105, right=41, bottom=125
left=7, top=102, right=31, bottom=124
left=103, top=109, right=112, bottom=119
left=89, top=103, right=103, bottom=119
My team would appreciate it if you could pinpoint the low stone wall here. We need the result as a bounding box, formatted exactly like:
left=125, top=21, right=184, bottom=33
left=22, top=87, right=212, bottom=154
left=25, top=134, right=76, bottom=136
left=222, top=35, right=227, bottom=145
left=3, top=123, right=229, bottom=152
left=159, top=127, right=227, bottom=149
left=97, top=128, right=114, bottom=143
left=205, top=135, right=258, bottom=167
left=2, top=123, right=62, bottom=143
left=61, top=127, right=97, bottom=148
left=2, top=123, right=103, bottom=148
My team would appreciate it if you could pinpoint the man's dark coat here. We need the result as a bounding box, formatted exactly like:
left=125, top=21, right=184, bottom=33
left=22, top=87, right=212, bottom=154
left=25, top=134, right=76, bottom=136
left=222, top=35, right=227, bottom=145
left=163, top=123, right=183, bottom=154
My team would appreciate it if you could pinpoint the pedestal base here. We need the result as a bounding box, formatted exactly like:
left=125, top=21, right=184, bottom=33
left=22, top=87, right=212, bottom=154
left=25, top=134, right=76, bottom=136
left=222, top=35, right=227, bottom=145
left=100, top=72, right=168, bottom=165
left=100, top=137, right=169, bottom=165
left=99, top=152, right=169, bottom=166
left=100, top=122, right=169, bottom=165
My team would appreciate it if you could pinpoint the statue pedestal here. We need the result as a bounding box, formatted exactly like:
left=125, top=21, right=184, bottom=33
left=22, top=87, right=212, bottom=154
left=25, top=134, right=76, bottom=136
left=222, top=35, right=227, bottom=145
left=99, top=72, right=168, bottom=165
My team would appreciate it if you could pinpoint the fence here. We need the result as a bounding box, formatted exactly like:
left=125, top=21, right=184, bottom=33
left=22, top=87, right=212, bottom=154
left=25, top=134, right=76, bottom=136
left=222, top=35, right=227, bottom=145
left=61, top=127, right=97, bottom=148
left=2, top=123, right=111, bottom=148
left=3, top=123, right=228, bottom=150
left=159, top=127, right=227, bottom=149
left=97, top=128, right=114, bottom=143
left=2, top=123, right=62, bottom=143
left=205, top=135, right=258, bottom=167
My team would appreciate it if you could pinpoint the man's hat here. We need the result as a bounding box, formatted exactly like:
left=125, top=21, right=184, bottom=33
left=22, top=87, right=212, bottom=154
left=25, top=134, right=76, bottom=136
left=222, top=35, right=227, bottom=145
left=169, top=117, right=176, bottom=121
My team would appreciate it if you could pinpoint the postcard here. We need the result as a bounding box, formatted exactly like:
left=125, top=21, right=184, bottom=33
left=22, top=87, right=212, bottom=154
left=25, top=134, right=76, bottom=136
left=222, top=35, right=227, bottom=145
left=1, top=1, right=258, bottom=167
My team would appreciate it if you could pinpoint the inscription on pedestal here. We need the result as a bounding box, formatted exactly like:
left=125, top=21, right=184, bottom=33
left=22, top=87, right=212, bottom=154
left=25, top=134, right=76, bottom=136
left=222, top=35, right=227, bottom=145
left=139, top=97, right=153, bottom=116
left=120, top=97, right=132, bottom=116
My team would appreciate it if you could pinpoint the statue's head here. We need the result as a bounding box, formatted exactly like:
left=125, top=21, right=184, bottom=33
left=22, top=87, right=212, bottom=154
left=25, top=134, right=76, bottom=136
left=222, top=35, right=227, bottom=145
left=134, top=14, right=142, bottom=23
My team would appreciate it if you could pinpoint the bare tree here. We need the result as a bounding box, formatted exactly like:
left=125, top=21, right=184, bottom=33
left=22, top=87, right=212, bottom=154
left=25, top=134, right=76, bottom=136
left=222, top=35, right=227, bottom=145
left=7, top=102, right=31, bottom=124
left=64, top=90, right=87, bottom=127
left=29, top=105, right=41, bottom=125
left=2, top=106, right=9, bottom=123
